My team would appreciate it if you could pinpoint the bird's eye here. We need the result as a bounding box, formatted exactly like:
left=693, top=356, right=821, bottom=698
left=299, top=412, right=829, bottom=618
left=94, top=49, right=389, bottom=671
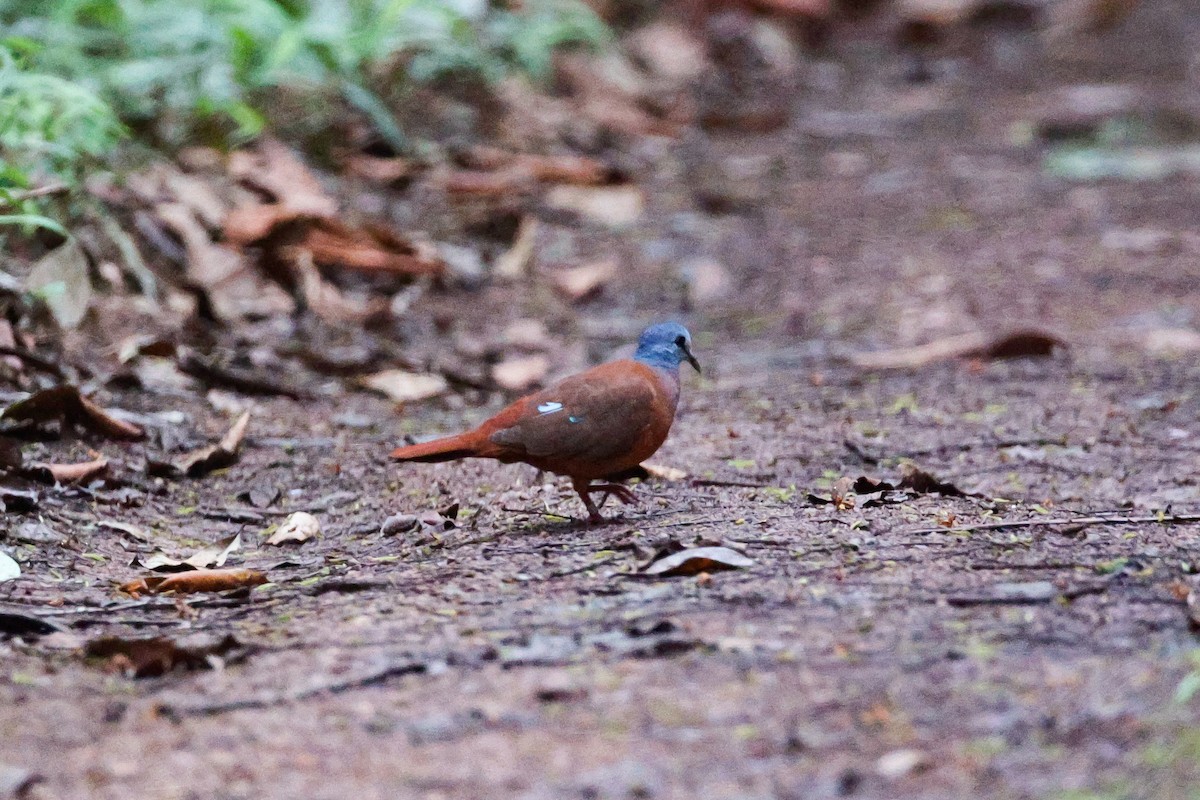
left=674, top=335, right=687, bottom=347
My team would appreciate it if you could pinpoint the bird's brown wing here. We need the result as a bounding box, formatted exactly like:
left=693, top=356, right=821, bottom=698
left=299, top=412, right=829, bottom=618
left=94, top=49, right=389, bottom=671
left=487, top=368, right=660, bottom=466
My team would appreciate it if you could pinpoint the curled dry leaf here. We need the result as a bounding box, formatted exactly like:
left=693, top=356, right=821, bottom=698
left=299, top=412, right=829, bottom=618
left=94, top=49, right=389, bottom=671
left=852, top=329, right=1065, bottom=370
left=898, top=463, right=973, bottom=497
left=494, top=216, right=538, bottom=280
left=224, top=205, right=445, bottom=279
left=228, top=137, right=337, bottom=216
left=266, top=511, right=319, bottom=545
left=135, top=532, right=242, bottom=572
left=552, top=260, right=617, bottom=302
left=119, top=567, right=268, bottom=598
left=26, top=454, right=109, bottom=485
left=167, top=411, right=250, bottom=479
left=360, top=370, right=448, bottom=404
left=3, top=385, right=145, bottom=440
left=0, top=551, right=19, bottom=583
left=643, top=546, right=755, bottom=577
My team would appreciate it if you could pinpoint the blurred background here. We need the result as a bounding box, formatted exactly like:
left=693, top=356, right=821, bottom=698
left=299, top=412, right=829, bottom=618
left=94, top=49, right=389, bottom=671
left=2, top=0, right=1199, bottom=394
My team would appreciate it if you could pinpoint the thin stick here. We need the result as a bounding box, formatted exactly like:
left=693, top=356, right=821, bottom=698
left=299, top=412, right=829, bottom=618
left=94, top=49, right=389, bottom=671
left=904, top=512, right=1200, bottom=536
left=0, top=183, right=69, bottom=205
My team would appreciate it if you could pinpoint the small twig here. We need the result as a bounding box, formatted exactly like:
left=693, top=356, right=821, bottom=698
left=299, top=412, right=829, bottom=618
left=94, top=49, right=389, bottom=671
left=691, top=479, right=769, bottom=489
left=905, top=512, right=1200, bottom=536
left=162, top=657, right=427, bottom=716
left=0, top=183, right=70, bottom=205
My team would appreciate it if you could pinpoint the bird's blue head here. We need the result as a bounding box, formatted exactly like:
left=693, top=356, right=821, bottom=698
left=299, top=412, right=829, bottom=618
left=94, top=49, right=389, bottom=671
left=633, top=322, right=701, bottom=374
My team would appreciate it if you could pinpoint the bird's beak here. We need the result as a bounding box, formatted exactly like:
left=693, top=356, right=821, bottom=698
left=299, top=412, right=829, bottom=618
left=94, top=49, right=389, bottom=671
left=682, top=344, right=701, bottom=374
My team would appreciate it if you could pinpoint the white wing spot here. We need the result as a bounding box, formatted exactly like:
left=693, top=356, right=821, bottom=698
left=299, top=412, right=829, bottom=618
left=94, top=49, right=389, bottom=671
left=537, top=401, right=563, bottom=414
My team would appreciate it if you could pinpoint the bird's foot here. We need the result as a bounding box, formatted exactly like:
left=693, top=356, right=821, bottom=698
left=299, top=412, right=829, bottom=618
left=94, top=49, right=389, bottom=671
left=588, top=483, right=639, bottom=507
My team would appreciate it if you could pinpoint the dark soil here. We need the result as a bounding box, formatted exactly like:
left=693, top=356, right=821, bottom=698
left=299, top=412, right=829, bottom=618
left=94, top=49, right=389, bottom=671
left=4, top=4, right=1200, bottom=799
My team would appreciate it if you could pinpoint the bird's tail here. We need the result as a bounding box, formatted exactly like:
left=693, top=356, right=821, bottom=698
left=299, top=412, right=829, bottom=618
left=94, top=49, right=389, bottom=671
left=390, top=432, right=481, bottom=463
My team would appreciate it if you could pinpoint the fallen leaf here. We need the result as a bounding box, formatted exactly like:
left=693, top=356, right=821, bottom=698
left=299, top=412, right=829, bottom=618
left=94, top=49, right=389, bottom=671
left=25, top=237, right=92, bottom=329
left=641, top=463, right=689, bottom=481
left=135, top=533, right=242, bottom=572
left=0, top=552, right=19, bottom=582
left=341, top=153, right=415, bottom=184
left=551, top=260, right=617, bottom=302
left=898, top=463, right=974, bottom=497
left=228, top=138, right=337, bottom=216
left=2, top=386, right=145, bottom=440
left=512, top=153, right=611, bottom=185
left=494, top=216, right=538, bottom=279
left=224, top=206, right=445, bottom=279
left=643, top=546, right=755, bottom=577
left=380, top=513, right=419, bottom=536
left=119, top=567, right=268, bottom=598
left=86, top=632, right=249, bottom=678
left=544, top=185, right=644, bottom=228
left=266, top=511, right=319, bottom=545
left=167, top=411, right=250, bottom=478
left=296, top=252, right=389, bottom=324
left=492, top=355, right=549, bottom=392
left=26, top=454, right=108, bottom=484
left=851, top=329, right=1065, bottom=370
left=1187, top=586, right=1200, bottom=630
left=875, top=748, right=930, bottom=780
left=360, top=370, right=448, bottom=404
left=118, top=335, right=178, bottom=363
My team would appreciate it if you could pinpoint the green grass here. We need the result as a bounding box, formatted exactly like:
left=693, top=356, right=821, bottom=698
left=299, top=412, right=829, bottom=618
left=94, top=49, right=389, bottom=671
left=2, top=0, right=608, bottom=151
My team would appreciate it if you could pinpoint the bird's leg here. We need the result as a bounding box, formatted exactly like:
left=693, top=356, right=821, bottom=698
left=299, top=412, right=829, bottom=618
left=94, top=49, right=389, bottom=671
left=571, top=478, right=606, bottom=524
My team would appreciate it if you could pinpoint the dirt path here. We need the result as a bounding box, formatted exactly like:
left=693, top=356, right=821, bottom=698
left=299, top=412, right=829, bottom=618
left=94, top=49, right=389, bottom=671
left=5, top=3, right=1200, bottom=798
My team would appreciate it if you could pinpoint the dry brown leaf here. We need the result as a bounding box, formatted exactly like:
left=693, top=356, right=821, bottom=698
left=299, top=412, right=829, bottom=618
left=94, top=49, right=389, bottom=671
left=303, top=218, right=444, bottom=277
left=136, top=533, right=242, bottom=572
left=341, top=153, right=416, bottom=184
left=28, top=455, right=108, bottom=484
left=852, top=330, right=1065, bottom=370
left=512, top=153, right=611, bottom=185
left=2, top=386, right=145, bottom=441
left=266, top=512, right=319, bottom=546
left=494, top=216, right=538, bottom=280
left=492, top=355, right=550, bottom=392
left=228, top=138, right=336, bottom=216
left=545, top=185, right=644, bottom=228
left=551, top=260, right=618, bottom=302
left=642, top=463, right=689, bottom=481
left=643, top=546, right=755, bottom=577
left=439, top=168, right=534, bottom=198
left=297, top=253, right=389, bottom=324
left=225, top=207, right=445, bottom=279
left=119, top=567, right=268, bottom=598
left=166, top=412, right=250, bottom=478
left=360, top=370, right=448, bottom=404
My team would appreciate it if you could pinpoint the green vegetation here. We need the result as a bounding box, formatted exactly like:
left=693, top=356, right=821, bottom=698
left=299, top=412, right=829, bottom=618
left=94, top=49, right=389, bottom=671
left=2, top=0, right=607, bottom=151
left=0, top=44, right=123, bottom=234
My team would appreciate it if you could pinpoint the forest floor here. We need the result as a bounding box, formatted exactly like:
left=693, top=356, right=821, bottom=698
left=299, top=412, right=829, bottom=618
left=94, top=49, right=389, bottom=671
left=4, top=3, right=1200, bottom=799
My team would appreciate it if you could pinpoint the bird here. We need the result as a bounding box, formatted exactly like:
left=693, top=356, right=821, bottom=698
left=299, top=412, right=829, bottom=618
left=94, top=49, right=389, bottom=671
left=390, top=322, right=700, bottom=523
